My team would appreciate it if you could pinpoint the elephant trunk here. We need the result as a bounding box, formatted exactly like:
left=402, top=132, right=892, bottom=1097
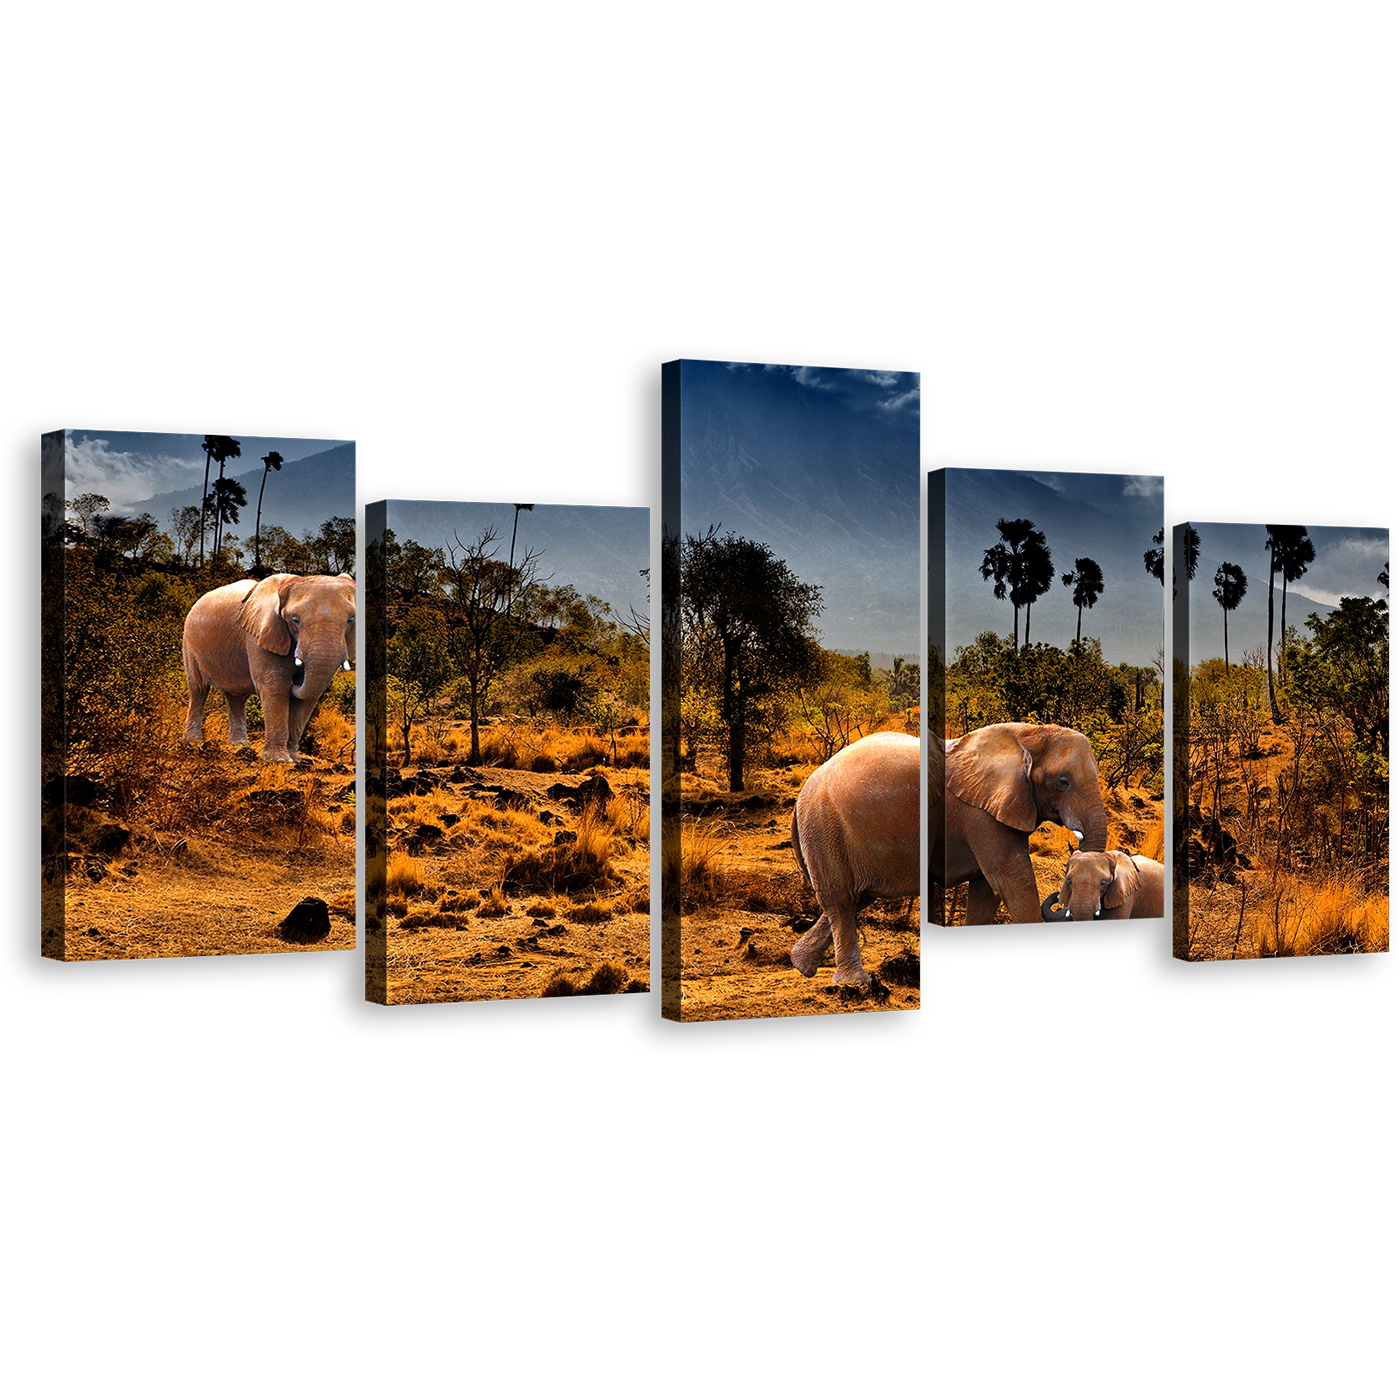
left=1082, top=814, right=1109, bottom=853
left=291, top=632, right=348, bottom=702
left=1040, top=892, right=1072, bottom=922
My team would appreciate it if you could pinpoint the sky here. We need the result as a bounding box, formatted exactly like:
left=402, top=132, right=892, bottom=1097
left=384, top=500, right=649, bottom=621
left=939, top=467, right=1165, bottom=664
left=1184, top=521, right=1389, bottom=663
left=676, top=359, right=921, bottom=656
left=60, top=431, right=353, bottom=514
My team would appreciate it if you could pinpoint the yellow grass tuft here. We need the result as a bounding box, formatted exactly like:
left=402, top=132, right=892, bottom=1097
left=387, top=850, right=435, bottom=898
left=525, top=900, right=556, bottom=918
left=566, top=898, right=616, bottom=924
left=478, top=884, right=512, bottom=918
left=502, top=807, right=617, bottom=894
left=1255, top=873, right=1388, bottom=957
left=663, top=817, right=730, bottom=908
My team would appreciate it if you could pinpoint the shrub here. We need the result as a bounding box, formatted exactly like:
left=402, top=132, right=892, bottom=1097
left=566, top=899, right=615, bottom=924
left=478, top=884, right=511, bottom=918
left=580, top=962, right=628, bottom=995
left=540, top=973, right=577, bottom=997
left=503, top=808, right=617, bottom=893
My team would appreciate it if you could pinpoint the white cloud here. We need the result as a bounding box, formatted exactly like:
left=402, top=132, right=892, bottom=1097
left=878, top=386, right=921, bottom=412
left=1120, top=478, right=1164, bottom=501
left=65, top=437, right=199, bottom=513
left=854, top=370, right=898, bottom=387
left=791, top=365, right=829, bottom=389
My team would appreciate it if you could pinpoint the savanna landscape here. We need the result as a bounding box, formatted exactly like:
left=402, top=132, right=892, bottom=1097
left=41, top=431, right=358, bottom=959
left=662, top=527, right=923, bottom=1017
left=366, top=502, right=651, bottom=1004
left=1174, top=523, right=1389, bottom=960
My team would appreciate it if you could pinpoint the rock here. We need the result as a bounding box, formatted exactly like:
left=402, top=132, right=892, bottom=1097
left=277, top=897, right=331, bottom=943
left=553, top=830, right=578, bottom=846
left=441, top=812, right=460, bottom=827
left=89, top=823, right=131, bottom=855
left=546, top=775, right=613, bottom=808
left=737, top=928, right=755, bottom=944
left=410, top=823, right=444, bottom=849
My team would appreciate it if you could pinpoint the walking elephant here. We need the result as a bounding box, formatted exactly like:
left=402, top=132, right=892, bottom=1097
left=1042, top=850, right=1165, bottom=921
left=930, top=723, right=1107, bottom=926
left=790, top=731, right=918, bottom=985
left=182, top=573, right=355, bottom=763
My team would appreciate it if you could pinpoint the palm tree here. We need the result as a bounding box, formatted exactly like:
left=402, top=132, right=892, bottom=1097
left=1276, top=528, right=1314, bottom=685
left=197, top=435, right=241, bottom=567
left=254, top=451, right=283, bottom=570
left=1213, top=561, right=1247, bottom=672
left=209, top=479, right=248, bottom=562
left=1017, top=529, right=1054, bottom=646
left=1152, top=524, right=1201, bottom=597
left=506, top=503, right=534, bottom=625
left=197, top=436, right=216, bottom=567
left=980, top=518, right=1042, bottom=652
left=1061, top=557, right=1105, bottom=646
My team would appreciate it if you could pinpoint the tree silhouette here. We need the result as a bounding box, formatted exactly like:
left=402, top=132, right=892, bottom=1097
left=1157, top=524, right=1201, bottom=597
left=1212, top=561, right=1247, bottom=672
left=1061, top=557, right=1105, bottom=646
left=506, top=503, right=534, bottom=636
left=1277, top=528, right=1315, bottom=665
left=197, top=435, right=240, bottom=567
left=1016, top=528, right=1054, bottom=646
left=254, top=451, right=283, bottom=570
left=980, top=518, right=1047, bottom=652
left=1379, top=561, right=1389, bottom=593
left=209, top=479, right=248, bottom=561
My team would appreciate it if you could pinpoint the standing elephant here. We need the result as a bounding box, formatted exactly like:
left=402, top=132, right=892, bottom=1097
left=182, top=573, right=355, bottom=763
left=1042, top=850, right=1165, bottom=921
left=930, top=722, right=1107, bottom=925
left=790, top=731, right=918, bottom=985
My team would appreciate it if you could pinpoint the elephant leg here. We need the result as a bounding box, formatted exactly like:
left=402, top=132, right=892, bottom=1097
left=790, top=913, right=834, bottom=977
left=994, top=856, right=1051, bottom=925
left=227, top=694, right=251, bottom=747
left=287, top=695, right=318, bottom=756
left=259, top=689, right=296, bottom=763
left=827, top=903, right=868, bottom=985
left=964, top=875, right=1002, bottom=925
left=184, top=674, right=209, bottom=745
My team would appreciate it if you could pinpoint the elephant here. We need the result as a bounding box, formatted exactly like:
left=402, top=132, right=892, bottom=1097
left=930, top=722, right=1108, bottom=926
left=789, top=731, right=918, bottom=985
left=1042, top=850, right=1165, bottom=922
left=182, top=573, right=355, bottom=763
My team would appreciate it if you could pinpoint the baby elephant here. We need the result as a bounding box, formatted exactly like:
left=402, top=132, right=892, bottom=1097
left=1043, top=849, right=1165, bottom=921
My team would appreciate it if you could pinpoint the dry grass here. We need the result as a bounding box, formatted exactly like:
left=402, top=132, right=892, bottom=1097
left=502, top=807, right=617, bottom=894
left=1198, top=862, right=1394, bottom=963
left=387, top=850, right=434, bottom=899
left=607, top=790, right=650, bottom=844
left=663, top=817, right=730, bottom=909
left=566, top=898, right=616, bottom=924
left=524, top=900, right=556, bottom=917
left=478, top=884, right=512, bottom=918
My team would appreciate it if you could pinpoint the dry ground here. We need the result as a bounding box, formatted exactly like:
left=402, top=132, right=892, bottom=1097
left=43, top=706, right=357, bottom=960
left=667, top=755, right=921, bottom=1021
left=371, top=718, right=650, bottom=1004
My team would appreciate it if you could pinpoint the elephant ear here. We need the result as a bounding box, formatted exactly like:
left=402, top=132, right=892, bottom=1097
left=947, top=726, right=1038, bottom=831
left=336, top=574, right=357, bottom=662
left=239, top=574, right=296, bottom=656
left=1104, top=854, right=1137, bottom=909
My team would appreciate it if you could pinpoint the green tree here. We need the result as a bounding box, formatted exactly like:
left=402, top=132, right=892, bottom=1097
left=209, top=478, right=248, bottom=561
left=170, top=504, right=202, bottom=565
left=1276, top=527, right=1315, bottom=687
left=682, top=528, right=822, bottom=791
left=386, top=607, right=453, bottom=764
left=1286, top=596, right=1389, bottom=758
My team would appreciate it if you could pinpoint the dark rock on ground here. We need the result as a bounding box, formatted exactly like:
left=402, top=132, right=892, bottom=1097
left=277, top=897, right=331, bottom=943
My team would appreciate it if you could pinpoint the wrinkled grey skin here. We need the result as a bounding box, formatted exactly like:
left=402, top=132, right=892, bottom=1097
left=182, top=573, right=355, bottom=762
left=931, top=723, right=1109, bottom=925
left=790, top=732, right=919, bottom=985
left=1044, top=849, right=1165, bottom=921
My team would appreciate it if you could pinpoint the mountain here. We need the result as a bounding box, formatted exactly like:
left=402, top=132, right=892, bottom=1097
left=1186, top=587, right=1333, bottom=665
left=678, top=362, right=921, bottom=656
left=126, top=442, right=356, bottom=539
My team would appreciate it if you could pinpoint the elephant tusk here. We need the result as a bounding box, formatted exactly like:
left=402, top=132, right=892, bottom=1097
left=1071, top=828, right=1084, bottom=842
left=342, top=660, right=352, bottom=671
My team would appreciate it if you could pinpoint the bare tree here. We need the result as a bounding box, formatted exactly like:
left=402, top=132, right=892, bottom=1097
left=439, top=526, right=544, bottom=764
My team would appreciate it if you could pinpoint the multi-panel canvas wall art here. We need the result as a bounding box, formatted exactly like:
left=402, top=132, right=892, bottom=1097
left=929, top=468, right=1165, bottom=927
left=41, top=430, right=357, bottom=960
left=661, top=360, right=922, bottom=1021
left=365, top=500, right=651, bottom=1005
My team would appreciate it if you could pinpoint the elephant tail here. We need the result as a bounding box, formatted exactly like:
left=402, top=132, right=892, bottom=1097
left=790, top=805, right=813, bottom=890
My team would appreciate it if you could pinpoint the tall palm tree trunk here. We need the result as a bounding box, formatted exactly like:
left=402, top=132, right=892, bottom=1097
left=198, top=446, right=212, bottom=568
left=255, top=468, right=268, bottom=570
